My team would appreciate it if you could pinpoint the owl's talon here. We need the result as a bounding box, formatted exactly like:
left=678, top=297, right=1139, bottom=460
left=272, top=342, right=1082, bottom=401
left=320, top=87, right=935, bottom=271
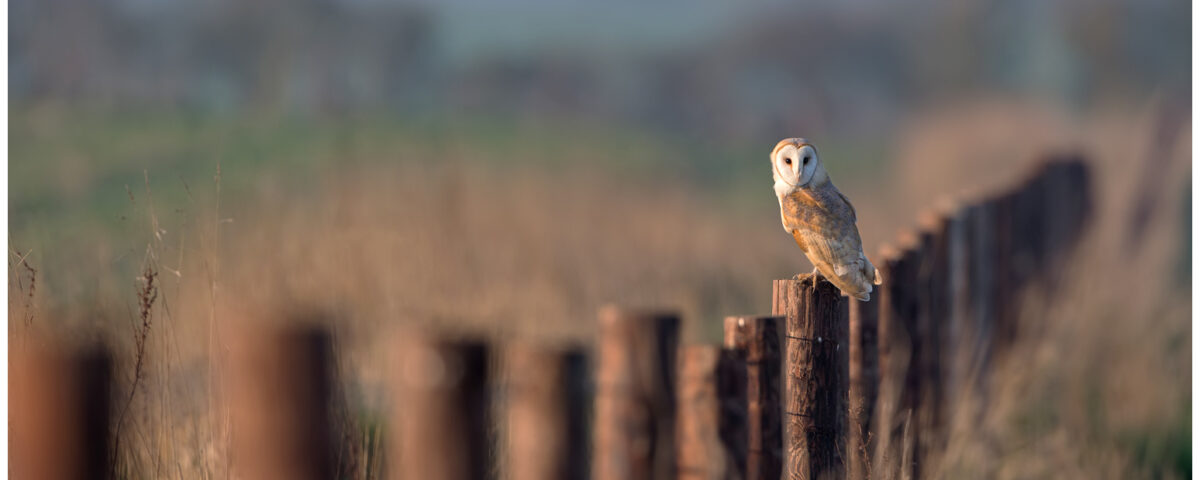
left=792, top=269, right=823, bottom=286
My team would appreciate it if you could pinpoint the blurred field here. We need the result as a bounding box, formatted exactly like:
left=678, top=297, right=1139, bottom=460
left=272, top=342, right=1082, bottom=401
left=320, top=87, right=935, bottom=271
left=10, top=105, right=895, bottom=341
left=9, top=94, right=1191, bottom=478
left=9, top=0, right=1192, bottom=478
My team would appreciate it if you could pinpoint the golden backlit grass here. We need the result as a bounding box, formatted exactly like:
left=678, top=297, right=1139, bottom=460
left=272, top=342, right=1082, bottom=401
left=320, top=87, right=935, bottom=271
left=930, top=98, right=1191, bottom=479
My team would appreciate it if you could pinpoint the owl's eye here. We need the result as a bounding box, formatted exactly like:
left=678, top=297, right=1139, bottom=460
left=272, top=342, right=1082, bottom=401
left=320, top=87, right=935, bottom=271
left=802, top=156, right=810, bottom=165
left=784, top=157, right=792, bottom=165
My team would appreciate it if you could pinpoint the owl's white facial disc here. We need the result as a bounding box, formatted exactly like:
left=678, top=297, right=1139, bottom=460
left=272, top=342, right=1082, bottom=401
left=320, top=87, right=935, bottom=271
left=773, top=144, right=819, bottom=190
left=795, top=145, right=819, bottom=187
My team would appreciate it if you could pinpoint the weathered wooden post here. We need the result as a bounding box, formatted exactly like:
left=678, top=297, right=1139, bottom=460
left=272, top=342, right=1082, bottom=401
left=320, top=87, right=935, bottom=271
left=966, top=200, right=995, bottom=384
left=226, top=324, right=337, bottom=480
left=1039, top=161, right=1074, bottom=286
left=918, top=213, right=949, bottom=457
left=1011, top=171, right=1047, bottom=287
left=723, top=315, right=784, bottom=480
left=505, top=343, right=590, bottom=480
left=988, top=190, right=1018, bottom=354
left=1061, top=158, right=1094, bottom=248
left=1039, top=158, right=1094, bottom=287
left=848, top=293, right=879, bottom=480
left=898, top=237, right=929, bottom=480
left=871, top=246, right=901, bottom=478
left=772, top=275, right=849, bottom=480
left=11, top=342, right=113, bottom=480
left=593, top=307, right=680, bottom=480
left=676, top=345, right=748, bottom=480
left=941, top=203, right=972, bottom=418
left=390, top=334, right=491, bottom=480
left=874, top=237, right=923, bottom=480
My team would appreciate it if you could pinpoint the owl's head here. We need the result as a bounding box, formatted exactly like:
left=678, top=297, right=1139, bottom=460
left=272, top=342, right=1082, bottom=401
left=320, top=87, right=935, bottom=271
left=771, top=138, right=827, bottom=192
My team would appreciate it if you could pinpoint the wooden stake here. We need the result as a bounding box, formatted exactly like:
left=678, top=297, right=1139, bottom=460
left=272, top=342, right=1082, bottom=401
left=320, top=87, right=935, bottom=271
left=898, top=242, right=927, bottom=480
left=988, top=190, right=1018, bottom=354
left=11, top=342, right=113, bottom=480
left=390, top=334, right=491, bottom=480
left=848, top=293, right=879, bottom=480
left=873, top=246, right=899, bottom=478
left=966, top=201, right=995, bottom=380
left=593, top=307, right=680, bottom=480
left=942, top=206, right=972, bottom=416
left=676, top=345, right=748, bottom=480
left=1011, top=171, right=1046, bottom=287
left=874, top=241, right=921, bottom=479
left=772, top=276, right=849, bottom=480
left=918, top=214, right=949, bottom=456
left=1039, top=158, right=1093, bottom=288
left=723, top=315, right=784, bottom=480
left=505, top=343, right=589, bottom=480
left=226, top=325, right=337, bottom=480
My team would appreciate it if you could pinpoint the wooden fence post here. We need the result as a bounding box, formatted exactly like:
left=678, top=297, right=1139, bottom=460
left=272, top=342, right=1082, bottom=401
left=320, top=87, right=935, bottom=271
left=390, top=334, right=491, bottom=480
left=505, top=343, right=590, bottom=480
left=872, top=245, right=900, bottom=479
left=869, top=246, right=894, bottom=479
left=941, top=204, right=972, bottom=416
left=1061, top=158, right=1094, bottom=247
left=723, top=315, right=784, bottom=480
left=772, top=275, right=849, bottom=480
left=873, top=238, right=922, bottom=480
left=848, top=293, right=879, bottom=480
left=918, top=214, right=949, bottom=457
left=1039, top=158, right=1094, bottom=288
left=677, top=345, right=748, bottom=479
left=1038, top=161, right=1072, bottom=287
left=897, top=238, right=928, bottom=480
left=966, top=200, right=995, bottom=389
left=593, top=307, right=680, bottom=480
left=988, top=190, right=1018, bottom=354
left=226, top=325, right=337, bottom=480
left=12, top=342, right=113, bottom=480
left=1011, top=172, right=1046, bottom=288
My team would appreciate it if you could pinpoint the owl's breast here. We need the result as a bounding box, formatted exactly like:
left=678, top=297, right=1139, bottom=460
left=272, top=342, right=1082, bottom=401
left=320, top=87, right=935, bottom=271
left=780, top=190, right=840, bottom=233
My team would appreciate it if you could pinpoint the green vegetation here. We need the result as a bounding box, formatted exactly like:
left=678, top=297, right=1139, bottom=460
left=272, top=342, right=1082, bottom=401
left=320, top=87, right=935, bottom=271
left=11, top=107, right=889, bottom=313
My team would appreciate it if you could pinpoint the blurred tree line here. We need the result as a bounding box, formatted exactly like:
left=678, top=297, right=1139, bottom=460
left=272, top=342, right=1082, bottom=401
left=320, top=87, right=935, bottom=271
left=9, top=0, right=1189, bottom=142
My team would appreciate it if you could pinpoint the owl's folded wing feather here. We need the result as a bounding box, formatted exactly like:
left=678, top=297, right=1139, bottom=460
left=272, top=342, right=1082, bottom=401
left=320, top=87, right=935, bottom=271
left=796, top=223, right=875, bottom=299
left=835, top=190, right=857, bottom=222
left=797, top=225, right=864, bottom=278
left=789, top=228, right=808, bottom=253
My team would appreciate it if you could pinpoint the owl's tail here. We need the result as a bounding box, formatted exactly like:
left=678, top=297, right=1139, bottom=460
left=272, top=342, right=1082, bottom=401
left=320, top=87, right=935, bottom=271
left=846, top=256, right=882, bottom=302
left=867, top=257, right=883, bottom=285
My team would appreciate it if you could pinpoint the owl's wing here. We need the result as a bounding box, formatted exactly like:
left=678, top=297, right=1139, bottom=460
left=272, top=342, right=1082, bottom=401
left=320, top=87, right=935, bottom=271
left=835, top=190, right=857, bottom=222
left=797, top=222, right=864, bottom=278
left=789, top=228, right=808, bottom=253
left=800, top=224, right=879, bottom=300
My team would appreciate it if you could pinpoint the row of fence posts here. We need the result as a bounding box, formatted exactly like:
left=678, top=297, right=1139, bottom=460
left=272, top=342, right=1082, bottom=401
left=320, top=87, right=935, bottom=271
left=11, top=156, right=1090, bottom=480
left=859, top=156, right=1091, bottom=480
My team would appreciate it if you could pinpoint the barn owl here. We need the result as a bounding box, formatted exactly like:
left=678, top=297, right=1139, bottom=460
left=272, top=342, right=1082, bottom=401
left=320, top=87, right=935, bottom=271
left=772, top=138, right=882, bottom=301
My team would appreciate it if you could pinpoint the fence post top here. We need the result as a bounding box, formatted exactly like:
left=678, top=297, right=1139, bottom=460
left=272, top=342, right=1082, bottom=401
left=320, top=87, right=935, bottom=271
left=918, top=208, right=952, bottom=231
left=877, top=243, right=900, bottom=263
left=894, top=229, right=920, bottom=251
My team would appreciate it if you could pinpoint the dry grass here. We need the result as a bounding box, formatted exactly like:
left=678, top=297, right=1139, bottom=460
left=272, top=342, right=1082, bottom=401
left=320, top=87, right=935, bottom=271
left=925, top=97, right=1191, bottom=479
left=8, top=95, right=1190, bottom=479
